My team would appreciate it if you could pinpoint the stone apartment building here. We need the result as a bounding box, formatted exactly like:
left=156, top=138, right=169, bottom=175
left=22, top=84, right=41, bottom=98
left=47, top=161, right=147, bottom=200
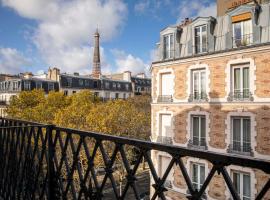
left=151, top=0, right=270, bottom=199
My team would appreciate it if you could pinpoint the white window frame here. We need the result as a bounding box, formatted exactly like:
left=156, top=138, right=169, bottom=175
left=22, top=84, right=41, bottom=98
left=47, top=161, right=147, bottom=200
left=232, top=19, right=253, bottom=47
left=163, top=33, right=174, bottom=59
left=231, top=65, right=250, bottom=95
left=231, top=170, right=251, bottom=200
left=231, top=116, right=251, bottom=152
left=24, top=81, right=31, bottom=91
left=194, top=25, right=207, bottom=54
left=36, top=82, right=42, bottom=89
left=67, top=78, right=72, bottom=87
left=191, top=115, right=206, bottom=145
left=48, top=83, right=54, bottom=91
left=191, top=162, right=205, bottom=191
left=192, top=69, right=206, bottom=99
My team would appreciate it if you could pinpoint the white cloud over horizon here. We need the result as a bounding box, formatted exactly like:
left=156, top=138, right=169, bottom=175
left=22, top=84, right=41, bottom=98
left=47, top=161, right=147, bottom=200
left=177, top=0, right=216, bottom=23
left=0, top=47, right=32, bottom=74
left=111, top=49, right=149, bottom=75
left=1, top=0, right=127, bottom=74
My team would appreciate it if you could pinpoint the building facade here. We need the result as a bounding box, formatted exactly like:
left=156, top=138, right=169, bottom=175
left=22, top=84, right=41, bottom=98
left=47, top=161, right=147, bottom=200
left=151, top=0, right=270, bottom=199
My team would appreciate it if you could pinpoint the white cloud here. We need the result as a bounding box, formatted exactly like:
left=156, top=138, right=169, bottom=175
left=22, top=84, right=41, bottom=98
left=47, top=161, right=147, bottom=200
left=177, top=0, right=216, bottom=23
left=111, top=49, right=149, bottom=75
left=134, top=0, right=150, bottom=14
left=134, top=0, right=171, bottom=16
left=2, top=0, right=127, bottom=74
left=0, top=48, right=31, bottom=74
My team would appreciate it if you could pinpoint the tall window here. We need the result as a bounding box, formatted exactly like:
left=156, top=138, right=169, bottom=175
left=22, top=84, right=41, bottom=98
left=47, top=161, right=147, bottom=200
left=36, top=82, right=42, bottom=89
left=233, top=19, right=252, bottom=47
left=192, top=69, right=206, bottom=100
left=195, top=25, right=207, bottom=54
left=163, top=34, right=174, bottom=59
left=67, top=78, right=72, bottom=87
left=232, top=171, right=251, bottom=200
left=231, top=117, right=251, bottom=153
left=48, top=83, right=54, bottom=91
left=191, top=115, right=206, bottom=147
left=232, top=65, right=250, bottom=98
left=79, top=79, right=84, bottom=86
left=159, top=114, right=172, bottom=139
left=24, top=81, right=31, bottom=91
left=158, top=156, right=172, bottom=188
left=191, top=163, right=205, bottom=191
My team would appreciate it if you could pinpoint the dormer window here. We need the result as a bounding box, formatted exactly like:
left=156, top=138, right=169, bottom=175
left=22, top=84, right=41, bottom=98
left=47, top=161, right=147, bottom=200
left=163, top=34, right=174, bottom=59
left=233, top=19, right=252, bottom=47
left=195, top=25, right=207, bottom=54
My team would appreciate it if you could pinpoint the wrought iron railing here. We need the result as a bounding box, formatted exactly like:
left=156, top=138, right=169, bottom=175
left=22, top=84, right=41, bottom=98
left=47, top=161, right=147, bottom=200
left=227, top=91, right=254, bottom=102
left=157, top=95, right=173, bottom=103
left=227, top=141, right=253, bottom=156
left=233, top=33, right=254, bottom=48
left=188, top=92, right=208, bottom=102
left=0, top=117, right=270, bottom=200
left=188, top=138, right=207, bottom=150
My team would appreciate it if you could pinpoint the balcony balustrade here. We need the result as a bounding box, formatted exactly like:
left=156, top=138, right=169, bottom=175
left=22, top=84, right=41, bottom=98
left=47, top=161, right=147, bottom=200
left=187, top=138, right=207, bottom=150
left=157, top=95, right=173, bottom=103
left=188, top=92, right=209, bottom=102
left=227, top=91, right=254, bottom=102
left=0, top=117, right=269, bottom=200
left=227, top=141, right=253, bottom=156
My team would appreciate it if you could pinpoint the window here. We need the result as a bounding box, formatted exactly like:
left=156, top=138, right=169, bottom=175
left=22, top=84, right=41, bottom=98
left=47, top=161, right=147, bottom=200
left=163, top=34, right=174, bottom=59
left=160, top=73, right=173, bottom=96
left=112, top=83, right=116, bottom=90
left=79, top=79, right=84, bottom=86
left=158, top=156, right=173, bottom=188
left=105, top=92, right=110, bottom=99
left=232, top=171, right=251, bottom=200
left=115, top=93, right=119, bottom=99
left=191, top=163, right=205, bottom=191
left=48, top=83, right=54, bottom=91
left=64, top=90, right=68, bottom=96
left=232, top=65, right=250, bottom=99
left=136, top=87, right=141, bottom=93
left=67, top=78, right=72, bottom=87
left=36, top=82, right=42, bottom=89
left=117, top=83, right=121, bottom=89
left=125, top=84, right=129, bottom=91
left=191, top=69, right=206, bottom=100
left=105, top=82, right=110, bottom=89
left=231, top=117, right=251, bottom=153
left=195, top=25, right=207, bottom=54
left=93, top=81, right=98, bottom=88
left=191, top=115, right=206, bottom=147
left=233, top=19, right=252, bottom=47
left=24, top=81, right=31, bottom=91
left=159, top=114, right=172, bottom=138
left=85, top=80, right=89, bottom=86
left=123, top=93, right=126, bottom=99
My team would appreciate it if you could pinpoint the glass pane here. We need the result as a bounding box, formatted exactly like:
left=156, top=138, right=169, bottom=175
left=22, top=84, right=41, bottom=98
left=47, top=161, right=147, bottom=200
left=192, top=164, right=198, bottom=183
left=193, top=117, right=200, bottom=145
left=243, top=118, right=251, bottom=152
left=200, top=165, right=205, bottom=186
left=243, top=67, right=250, bottom=97
left=193, top=71, right=199, bottom=98
left=234, top=22, right=242, bottom=45
left=234, top=68, right=241, bottom=92
left=200, top=117, right=206, bottom=138
left=243, top=20, right=252, bottom=44
left=233, top=118, right=241, bottom=151
left=201, top=27, right=207, bottom=52
left=200, top=71, right=206, bottom=94
left=233, top=172, right=241, bottom=195
left=243, top=174, right=251, bottom=198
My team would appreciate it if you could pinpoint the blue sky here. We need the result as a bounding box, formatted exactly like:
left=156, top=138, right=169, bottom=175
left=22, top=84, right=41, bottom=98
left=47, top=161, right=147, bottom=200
left=0, top=0, right=216, bottom=75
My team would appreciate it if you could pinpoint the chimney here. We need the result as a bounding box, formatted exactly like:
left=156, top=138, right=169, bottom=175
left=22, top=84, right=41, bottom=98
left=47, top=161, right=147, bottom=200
left=137, top=73, right=146, bottom=79
left=47, top=67, right=60, bottom=81
left=92, top=29, right=101, bottom=78
left=23, top=72, right=33, bottom=79
left=123, top=71, right=131, bottom=82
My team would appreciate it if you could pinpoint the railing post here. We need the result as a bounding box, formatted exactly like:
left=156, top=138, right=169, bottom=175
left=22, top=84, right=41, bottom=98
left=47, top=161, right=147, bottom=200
left=47, top=125, right=57, bottom=200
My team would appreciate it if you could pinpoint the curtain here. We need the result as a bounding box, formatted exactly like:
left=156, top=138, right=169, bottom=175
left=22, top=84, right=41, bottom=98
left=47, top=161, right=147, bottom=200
left=193, top=117, right=200, bottom=145
left=243, top=67, right=250, bottom=97
left=243, top=174, right=251, bottom=199
left=234, top=68, right=241, bottom=94
left=233, top=118, right=241, bottom=150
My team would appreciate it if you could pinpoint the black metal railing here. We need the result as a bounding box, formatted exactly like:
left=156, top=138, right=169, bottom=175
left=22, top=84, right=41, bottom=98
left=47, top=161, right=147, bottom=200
left=188, top=92, right=208, bottom=102
left=157, top=95, right=173, bottom=103
left=233, top=33, right=254, bottom=48
left=0, top=117, right=270, bottom=200
left=227, top=141, right=253, bottom=156
left=188, top=138, right=207, bottom=150
left=227, top=91, right=254, bottom=102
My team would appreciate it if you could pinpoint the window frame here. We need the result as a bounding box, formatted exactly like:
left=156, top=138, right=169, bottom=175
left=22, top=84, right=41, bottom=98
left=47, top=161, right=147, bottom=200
left=232, top=65, right=250, bottom=96
left=163, top=33, right=174, bottom=59
left=194, top=24, right=207, bottom=54
left=232, top=19, right=253, bottom=47
left=191, top=162, right=205, bottom=191
left=191, top=115, right=206, bottom=146
left=231, top=170, right=251, bottom=200
left=191, top=68, right=206, bottom=100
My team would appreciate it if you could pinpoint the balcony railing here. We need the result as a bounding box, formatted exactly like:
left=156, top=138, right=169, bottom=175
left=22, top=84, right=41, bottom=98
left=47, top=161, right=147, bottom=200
left=188, top=92, right=208, bottom=102
left=227, top=141, right=253, bottom=156
left=0, top=100, right=7, bottom=106
left=156, top=136, right=173, bottom=145
left=157, top=95, right=173, bottom=103
left=0, top=118, right=270, bottom=200
left=233, top=33, right=254, bottom=48
left=188, top=138, right=207, bottom=150
left=227, top=91, right=254, bottom=102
